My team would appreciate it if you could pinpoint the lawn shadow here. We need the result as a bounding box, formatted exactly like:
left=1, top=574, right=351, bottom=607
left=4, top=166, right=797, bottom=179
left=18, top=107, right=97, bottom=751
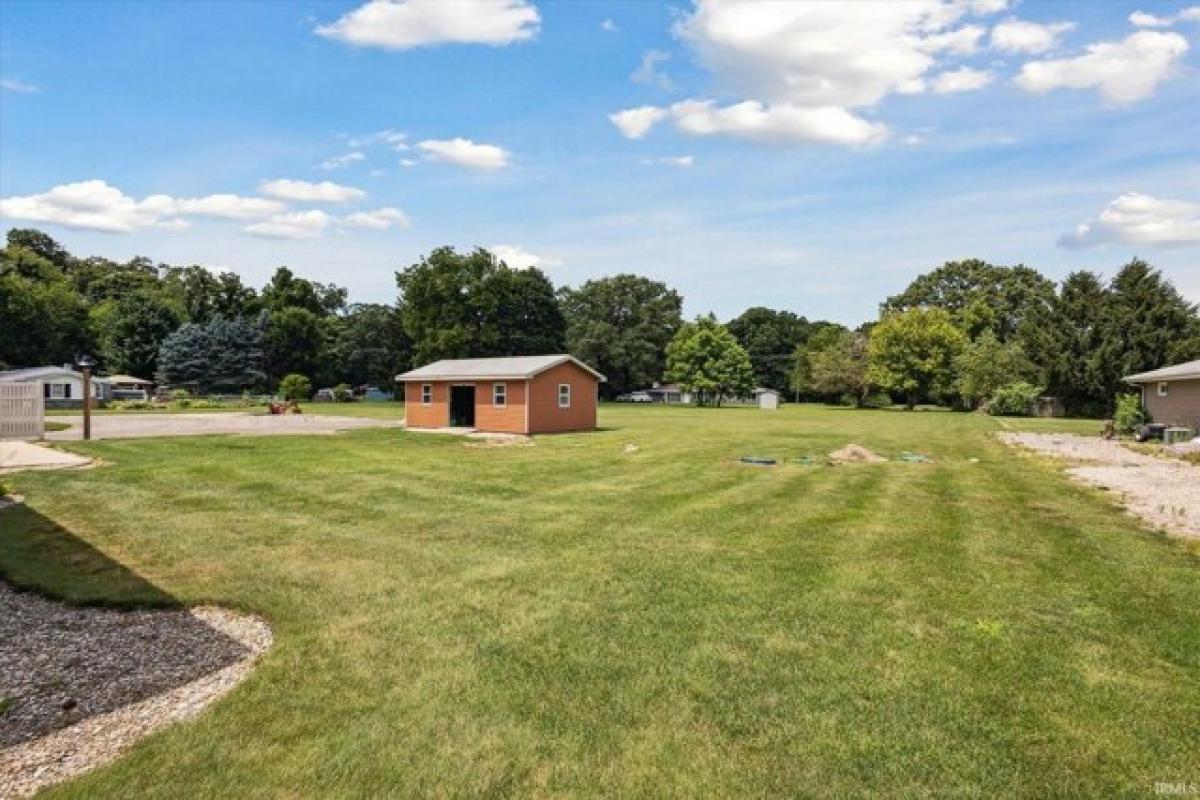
left=0, top=504, right=253, bottom=747
left=0, top=503, right=177, bottom=608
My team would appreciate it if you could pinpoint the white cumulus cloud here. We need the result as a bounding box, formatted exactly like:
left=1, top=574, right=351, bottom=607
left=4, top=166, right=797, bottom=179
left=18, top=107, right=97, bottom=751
left=610, top=106, right=668, bottom=139
left=1015, top=30, right=1188, bottom=104
left=610, top=0, right=1012, bottom=149
left=259, top=179, right=366, bottom=203
left=416, top=138, right=510, bottom=170
left=990, top=18, right=1075, bottom=54
left=1129, top=7, right=1200, bottom=27
left=674, top=1, right=997, bottom=109
left=932, top=67, right=994, bottom=94
left=340, top=207, right=411, bottom=230
left=316, top=0, right=539, bottom=49
left=171, top=194, right=285, bottom=219
left=1060, top=193, right=1200, bottom=248
left=244, top=210, right=332, bottom=240
left=0, top=180, right=282, bottom=232
left=489, top=244, right=560, bottom=269
left=669, top=99, right=888, bottom=147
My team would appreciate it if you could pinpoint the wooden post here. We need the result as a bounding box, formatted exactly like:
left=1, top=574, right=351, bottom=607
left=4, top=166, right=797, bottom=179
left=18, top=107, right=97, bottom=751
left=82, top=364, right=92, bottom=441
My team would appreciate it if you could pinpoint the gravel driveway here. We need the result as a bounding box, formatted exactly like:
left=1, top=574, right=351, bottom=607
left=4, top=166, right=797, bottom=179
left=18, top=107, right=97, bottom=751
left=46, top=412, right=402, bottom=441
left=999, top=432, right=1200, bottom=538
left=0, top=582, right=271, bottom=798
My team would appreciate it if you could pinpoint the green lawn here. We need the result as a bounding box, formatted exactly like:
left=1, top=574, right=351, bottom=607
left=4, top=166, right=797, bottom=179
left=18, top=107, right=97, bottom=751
left=3, top=405, right=1198, bottom=797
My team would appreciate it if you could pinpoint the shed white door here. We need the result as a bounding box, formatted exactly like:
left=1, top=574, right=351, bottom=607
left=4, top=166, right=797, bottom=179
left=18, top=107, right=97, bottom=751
left=0, top=382, right=45, bottom=440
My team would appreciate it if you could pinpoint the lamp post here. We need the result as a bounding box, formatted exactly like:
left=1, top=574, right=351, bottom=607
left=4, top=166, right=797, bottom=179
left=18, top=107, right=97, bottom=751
left=77, top=355, right=96, bottom=441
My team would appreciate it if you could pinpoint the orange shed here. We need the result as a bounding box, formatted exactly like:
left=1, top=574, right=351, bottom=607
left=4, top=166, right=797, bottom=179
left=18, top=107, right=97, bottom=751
left=397, top=355, right=605, bottom=434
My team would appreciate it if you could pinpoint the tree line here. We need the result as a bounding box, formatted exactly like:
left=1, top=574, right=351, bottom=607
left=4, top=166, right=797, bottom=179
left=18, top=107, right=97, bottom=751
left=2, top=228, right=1197, bottom=414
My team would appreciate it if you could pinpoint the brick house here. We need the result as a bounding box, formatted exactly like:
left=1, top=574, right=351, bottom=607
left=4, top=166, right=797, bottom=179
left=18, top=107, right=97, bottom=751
left=1124, top=359, right=1200, bottom=430
left=397, top=355, right=605, bottom=434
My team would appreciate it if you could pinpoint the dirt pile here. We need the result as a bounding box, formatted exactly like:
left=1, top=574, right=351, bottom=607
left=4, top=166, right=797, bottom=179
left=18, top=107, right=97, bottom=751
left=829, top=444, right=886, bottom=464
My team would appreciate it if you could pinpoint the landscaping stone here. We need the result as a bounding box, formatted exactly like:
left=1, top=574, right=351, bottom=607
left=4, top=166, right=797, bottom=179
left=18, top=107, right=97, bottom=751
left=0, top=582, right=272, bottom=798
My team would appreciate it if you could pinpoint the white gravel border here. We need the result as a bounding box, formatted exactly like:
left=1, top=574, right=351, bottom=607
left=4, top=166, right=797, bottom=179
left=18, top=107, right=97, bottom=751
left=0, top=595, right=271, bottom=798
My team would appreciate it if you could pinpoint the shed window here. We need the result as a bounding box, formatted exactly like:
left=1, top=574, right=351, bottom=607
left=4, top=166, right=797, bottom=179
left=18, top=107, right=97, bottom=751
left=558, top=383, right=571, bottom=409
left=421, top=383, right=432, bottom=405
left=1157, top=381, right=1169, bottom=397
left=493, top=382, right=506, bottom=408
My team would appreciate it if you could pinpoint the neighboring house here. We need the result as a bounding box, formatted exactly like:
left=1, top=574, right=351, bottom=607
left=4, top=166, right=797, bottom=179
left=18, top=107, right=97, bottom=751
left=1124, top=359, right=1200, bottom=430
left=646, top=383, right=692, bottom=404
left=0, top=365, right=112, bottom=409
left=397, top=355, right=605, bottom=434
left=753, top=388, right=780, bottom=410
left=105, top=374, right=153, bottom=400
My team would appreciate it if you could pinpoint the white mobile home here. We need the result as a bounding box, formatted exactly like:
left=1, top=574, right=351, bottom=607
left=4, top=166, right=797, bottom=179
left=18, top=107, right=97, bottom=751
left=0, top=366, right=111, bottom=409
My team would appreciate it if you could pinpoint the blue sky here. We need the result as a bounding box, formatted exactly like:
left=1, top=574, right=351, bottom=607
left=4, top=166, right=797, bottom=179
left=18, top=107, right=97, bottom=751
left=2, top=0, right=1198, bottom=325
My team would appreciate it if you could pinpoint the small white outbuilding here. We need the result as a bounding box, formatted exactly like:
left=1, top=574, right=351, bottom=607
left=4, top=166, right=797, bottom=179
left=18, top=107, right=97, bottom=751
left=754, top=388, right=779, bottom=410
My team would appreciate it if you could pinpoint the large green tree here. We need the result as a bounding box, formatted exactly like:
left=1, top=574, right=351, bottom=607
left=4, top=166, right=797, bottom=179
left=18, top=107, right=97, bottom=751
left=883, top=259, right=1055, bottom=343
left=92, top=288, right=183, bottom=378
left=160, top=265, right=258, bottom=323
left=265, top=306, right=328, bottom=384
left=953, top=330, right=1033, bottom=409
left=726, top=307, right=810, bottom=392
left=329, top=303, right=410, bottom=388
left=1020, top=262, right=1200, bottom=415
left=787, top=321, right=849, bottom=401
left=1098, top=259, right=1200, bottom=395
left=868, top=308, right=967, bottom=409
left=664, top=315, right=755, bottom=406
left=396, top=247, right=565, bottom=365
left=807, top=330, right=872, bottom=406
left=558, top=274, right=683, bottom=397
left=1020, top=271, right=1109, bottom=415
left=261, top=266, right=346, bottom=317
left=0, top=237, right=91, bottom=368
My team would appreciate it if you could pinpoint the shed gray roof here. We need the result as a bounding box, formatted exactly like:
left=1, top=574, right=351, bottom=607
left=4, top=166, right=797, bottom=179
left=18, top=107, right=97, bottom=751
left=1124, top=359, right=1200, bottom=383
left=397, top=355, right=605, bottom=382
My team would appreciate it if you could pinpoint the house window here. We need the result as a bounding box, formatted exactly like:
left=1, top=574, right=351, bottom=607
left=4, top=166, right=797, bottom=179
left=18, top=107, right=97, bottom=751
left=558, top=383, right=571, bottom=409
left=45, top=382, right=70, bottom=400
left=421, top=383, right=432, bottom=405
left=1158, top=381, right=1169, bottom=397
left=493, top=382, right=506, bottom=408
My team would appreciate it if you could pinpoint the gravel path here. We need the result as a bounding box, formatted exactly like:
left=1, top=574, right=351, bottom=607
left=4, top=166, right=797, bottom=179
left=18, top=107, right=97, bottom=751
left=46, top=412, right=402, bottom=441
left=999, top=432, right=1200, bottom=538
left=0, top=583, right=271, bottom=798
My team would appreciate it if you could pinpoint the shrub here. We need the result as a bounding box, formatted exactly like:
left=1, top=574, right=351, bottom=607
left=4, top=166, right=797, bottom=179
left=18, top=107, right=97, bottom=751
left=279, top=374, right=312, bottom=401
left=114, top=399, right=152, bottom=410
left=1113, top=393, right=1148, bottom=435
left=169, top=388, right=191, bottom=401
left=332, top=383, right=355, bottom=402
left=861, top=391, right=893, bottom=409
left=987, top=382, right=1042, bottom=416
